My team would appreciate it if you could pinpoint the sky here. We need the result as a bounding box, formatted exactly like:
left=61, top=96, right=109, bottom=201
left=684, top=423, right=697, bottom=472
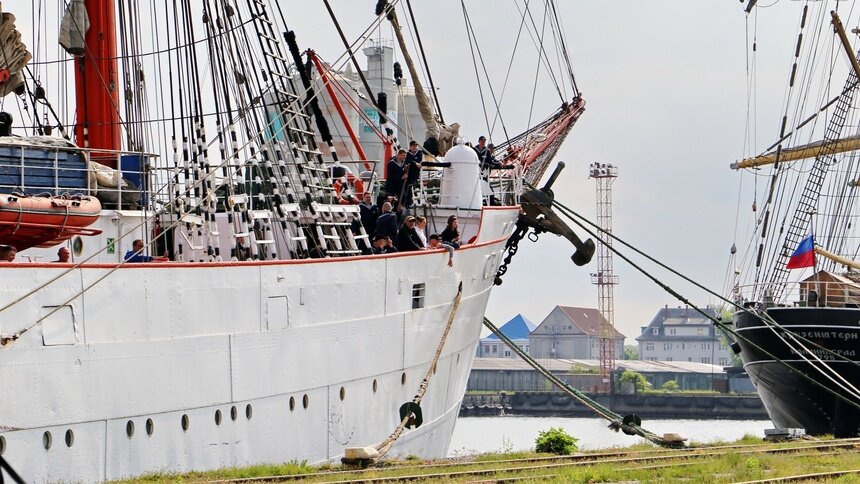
left=13, top=1, right=810, bottom=339
left=290, top=1, right=804, bottom=339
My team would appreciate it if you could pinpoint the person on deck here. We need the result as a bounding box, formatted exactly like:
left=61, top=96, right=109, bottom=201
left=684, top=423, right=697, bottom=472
left=384, top=149, right=408, bottom=202
left=440, top=215, right=461, bottom=249
left=55, top=247, right=71, bottom=263
left=371, top=235, right=398, bottom=254
left=359, top=192, right=379, bottom=236
left=473, top=135, right=489, bottom=163
left=0, top=245, right=16, bottom=262
left=374, top=202, right=399, bottom=240
left=124, top=239, right=155, bottom=263
left=484, top=143, right=502, bottom=169
left=395, top=216, right=423, bottom=252
left=403, top=141, right=423, bottom=208
left=428, top=234, right=454, bottom=267
left=415, top=215, right=428, bottom=248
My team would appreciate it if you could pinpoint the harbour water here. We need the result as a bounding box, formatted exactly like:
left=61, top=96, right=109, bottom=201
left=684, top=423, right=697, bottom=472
left=448, top=417, right=773, bottom=457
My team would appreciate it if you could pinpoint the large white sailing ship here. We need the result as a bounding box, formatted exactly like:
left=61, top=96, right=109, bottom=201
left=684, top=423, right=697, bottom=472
left=0, top=1, right=589, bottom=481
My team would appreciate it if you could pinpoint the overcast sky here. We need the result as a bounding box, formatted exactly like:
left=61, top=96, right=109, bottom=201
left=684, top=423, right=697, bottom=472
left=16, top=1, right=809, bottom=339
left=291, top=1, right=808, bottom=339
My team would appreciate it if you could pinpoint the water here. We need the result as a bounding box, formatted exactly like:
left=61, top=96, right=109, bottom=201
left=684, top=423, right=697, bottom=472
left=448, top=417, right=773, bottom=457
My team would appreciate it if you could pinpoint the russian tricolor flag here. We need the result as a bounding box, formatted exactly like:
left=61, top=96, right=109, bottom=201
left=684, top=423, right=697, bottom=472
left=786, top=234, right=816, bottom=269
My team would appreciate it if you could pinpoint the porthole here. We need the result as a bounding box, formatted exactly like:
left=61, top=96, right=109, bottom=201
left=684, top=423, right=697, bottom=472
left=245, top=404, right=253, bottom=420
left=181, top=414, right=189, bottom=431
left=289, top=396, right=296, bottom=411
left=0, top=435, right=5, bottom=455
left=64, top=429, right=74, bottom=448
left=372, top=379, right=378, bottom=393
left=145, top=418, right=154, bottom=436
left=126, top=420, right=135, bottom=438
left=43, top=431, right=52, bottom=450
left=72, top=236, right=83, bottom=256
left=401, top=372, right=407, bottom=385
left=302, top=394, right=309, bottom=409
left=215, top=409, right=222, bottom=426
left=230, top=406, right=238, bottom=421
left=339, top=387, right=346, bottom=401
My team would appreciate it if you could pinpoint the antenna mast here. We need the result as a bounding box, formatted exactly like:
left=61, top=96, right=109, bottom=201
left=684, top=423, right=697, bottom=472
left=589, top=162, right=619, bottom=394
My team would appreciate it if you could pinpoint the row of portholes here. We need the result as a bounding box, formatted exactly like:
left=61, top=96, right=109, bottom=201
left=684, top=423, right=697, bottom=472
left=0, top=375, right=411, bottom=455
left=24, top=429, right=77, bottom=451
left=122, top=404, right=255, bottom=440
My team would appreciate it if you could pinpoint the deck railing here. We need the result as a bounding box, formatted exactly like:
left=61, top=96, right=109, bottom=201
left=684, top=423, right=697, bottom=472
left=733, top=278, right=860, bottom=309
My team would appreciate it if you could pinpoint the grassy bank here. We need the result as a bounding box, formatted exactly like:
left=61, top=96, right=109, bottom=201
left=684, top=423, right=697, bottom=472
left=122, top=435, right=860, bottom=483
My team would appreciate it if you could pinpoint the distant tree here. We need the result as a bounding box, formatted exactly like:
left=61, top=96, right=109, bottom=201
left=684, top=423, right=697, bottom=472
left=661, top=380, right=679, bottom=392
left=623, top=345, right=638, bottom=360
left=618, top=370, right=651, bottom=393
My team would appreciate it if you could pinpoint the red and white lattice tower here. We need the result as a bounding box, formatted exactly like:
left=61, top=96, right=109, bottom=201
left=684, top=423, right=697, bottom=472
left=589, top=162, right=619, bottom=394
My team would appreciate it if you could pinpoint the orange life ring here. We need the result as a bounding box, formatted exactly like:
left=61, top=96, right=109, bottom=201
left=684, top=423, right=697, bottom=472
left=333, top=174, right=365, bottom=205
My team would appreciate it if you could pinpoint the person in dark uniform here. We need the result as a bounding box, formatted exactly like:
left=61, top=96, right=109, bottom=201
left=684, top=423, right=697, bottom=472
left=384, top=149, right=408, bottom=202
left=484, top=143, right=502, bottom=169
left=473, top=136, right=489, bottom=162
left=403, top=141, right=423, bottom=208
left=359, top=192, right=379, bottom=236
left=374, top=201, right=398, bottom=240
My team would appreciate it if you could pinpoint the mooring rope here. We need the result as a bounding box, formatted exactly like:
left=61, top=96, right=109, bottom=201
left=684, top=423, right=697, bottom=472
left=374, top=281, right=463, bottom=459
left=544, top=191, right=860, bottom=412
left=482, top=317, right=676, bottom=447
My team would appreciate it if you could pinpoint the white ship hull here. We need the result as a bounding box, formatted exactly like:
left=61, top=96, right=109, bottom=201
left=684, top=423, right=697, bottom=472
left=0, top=207, right=519, bottom=482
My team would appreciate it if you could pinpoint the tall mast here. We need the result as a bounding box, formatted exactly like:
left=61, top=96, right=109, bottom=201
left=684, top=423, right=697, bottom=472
left=74, top=0, right=121, bottom=167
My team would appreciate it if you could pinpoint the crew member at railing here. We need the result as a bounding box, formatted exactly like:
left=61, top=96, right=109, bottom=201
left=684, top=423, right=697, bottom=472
left=0, top=245, right=16, bottom=262
left=124, top=239, right=156, bottom=263
left=384, top=149, right=408, bottom=205
left=404, top=141, right=423, bottom=208
left=55, top=247, right=70, bottom=263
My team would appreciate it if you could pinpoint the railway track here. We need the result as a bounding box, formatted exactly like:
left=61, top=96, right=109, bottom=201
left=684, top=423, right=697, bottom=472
left=737, top=469, right=860, bottom=483
left=206, top=438, right=860, bottom=483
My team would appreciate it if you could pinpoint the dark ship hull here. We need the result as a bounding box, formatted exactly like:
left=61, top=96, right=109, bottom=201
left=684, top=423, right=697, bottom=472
left=734, top=307, right=860, bottom=437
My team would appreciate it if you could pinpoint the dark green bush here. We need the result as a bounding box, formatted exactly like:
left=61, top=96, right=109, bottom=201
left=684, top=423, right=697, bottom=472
left=535, top=427, right=578, bottom=455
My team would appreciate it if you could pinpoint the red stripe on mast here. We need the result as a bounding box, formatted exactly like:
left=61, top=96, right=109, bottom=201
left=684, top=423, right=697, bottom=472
left=74, top=0, right=121, bottom=168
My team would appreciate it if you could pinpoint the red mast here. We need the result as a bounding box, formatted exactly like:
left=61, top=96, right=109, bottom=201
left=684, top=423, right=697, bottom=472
left=74, top=0, right=121, bottom=168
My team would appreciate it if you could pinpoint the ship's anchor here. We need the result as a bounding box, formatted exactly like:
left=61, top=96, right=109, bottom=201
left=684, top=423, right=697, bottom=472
left=495, top=162, right=596, bottom=285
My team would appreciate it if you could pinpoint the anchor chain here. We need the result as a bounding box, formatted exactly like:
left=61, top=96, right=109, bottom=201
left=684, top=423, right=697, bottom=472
left=494, top=218, right=534, bottom=286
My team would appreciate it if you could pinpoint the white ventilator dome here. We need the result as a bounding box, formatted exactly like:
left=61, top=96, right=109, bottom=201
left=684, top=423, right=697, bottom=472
left=439, top=141, right=483, bottom=209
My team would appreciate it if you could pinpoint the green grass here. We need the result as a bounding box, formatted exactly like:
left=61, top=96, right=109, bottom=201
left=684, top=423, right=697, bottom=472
left=120, top=460, right=312, bottom=483
left=118, top=436, right=860, bottom=483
